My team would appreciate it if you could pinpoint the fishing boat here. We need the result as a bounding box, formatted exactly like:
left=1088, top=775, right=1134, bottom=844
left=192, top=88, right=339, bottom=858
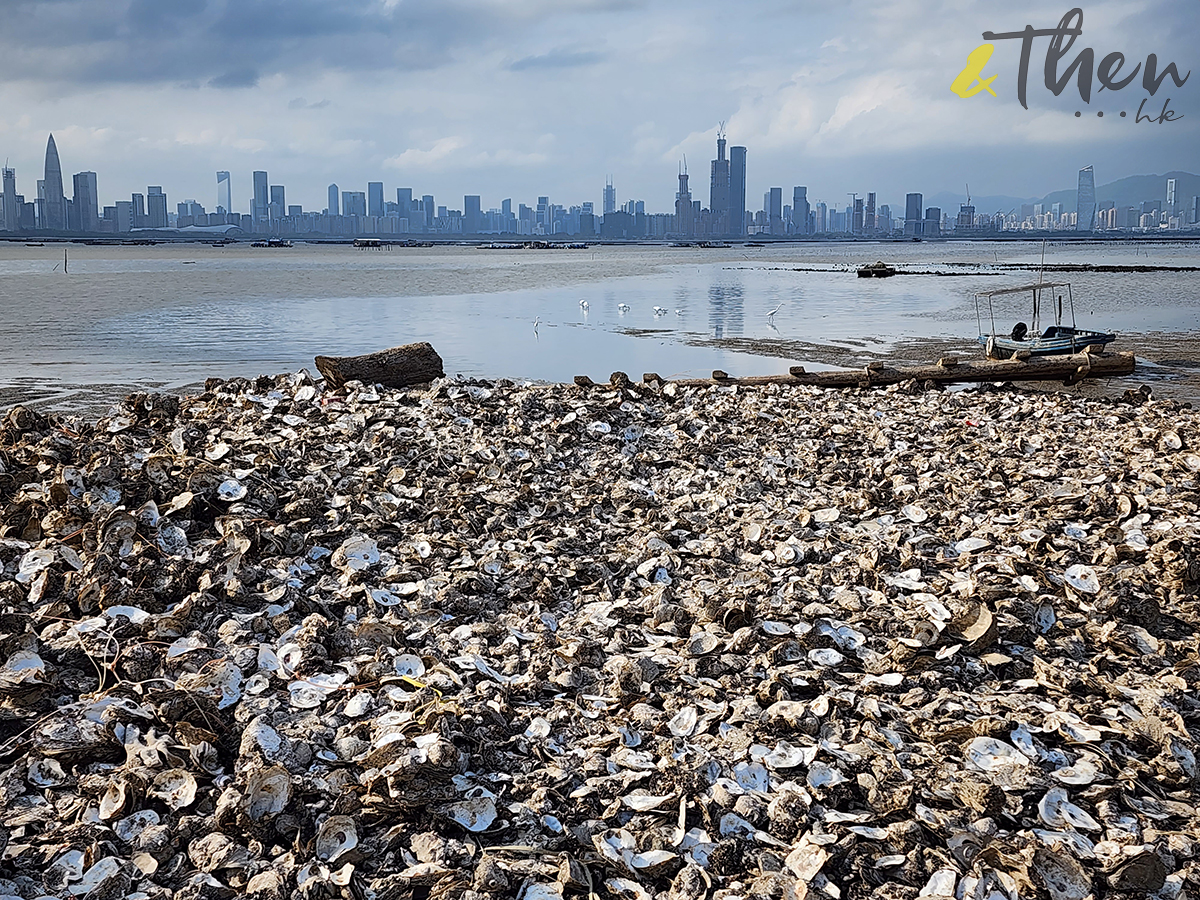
left=975, top=280, right=1117, bottom=359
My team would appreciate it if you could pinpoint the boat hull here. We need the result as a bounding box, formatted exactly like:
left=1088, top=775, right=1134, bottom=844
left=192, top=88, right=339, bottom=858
left=980, top=330, right=1118, bottom=359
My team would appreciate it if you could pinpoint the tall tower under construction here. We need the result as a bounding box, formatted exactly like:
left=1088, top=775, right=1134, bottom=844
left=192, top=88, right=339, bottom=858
left=709, top=125, right=730, bottom=238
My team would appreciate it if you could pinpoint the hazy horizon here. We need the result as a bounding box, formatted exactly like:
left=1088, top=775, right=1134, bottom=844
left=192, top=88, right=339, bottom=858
left=0, top=0, right=1195, bottom=214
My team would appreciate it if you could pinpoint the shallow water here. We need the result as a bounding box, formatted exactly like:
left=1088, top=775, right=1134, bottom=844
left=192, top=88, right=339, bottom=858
left=0, top=239, right=1197, bottom=411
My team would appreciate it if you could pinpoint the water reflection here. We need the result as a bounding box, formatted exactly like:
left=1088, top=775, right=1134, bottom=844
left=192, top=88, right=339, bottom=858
left=708, top=281, right=744, bottom=339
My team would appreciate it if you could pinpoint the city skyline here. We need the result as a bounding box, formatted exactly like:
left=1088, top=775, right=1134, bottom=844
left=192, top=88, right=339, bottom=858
left=3, top=128, right=1197, bottom=238
left=0, top=1, right=1194, bottom=214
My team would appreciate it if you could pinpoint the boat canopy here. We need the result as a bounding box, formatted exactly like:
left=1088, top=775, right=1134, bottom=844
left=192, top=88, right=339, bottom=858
left=975, top=282, right=1072, bottom=298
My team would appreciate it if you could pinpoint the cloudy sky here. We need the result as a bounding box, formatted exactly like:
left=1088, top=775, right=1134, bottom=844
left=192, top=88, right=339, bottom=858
left=0, top=0, right=1195, bottom=214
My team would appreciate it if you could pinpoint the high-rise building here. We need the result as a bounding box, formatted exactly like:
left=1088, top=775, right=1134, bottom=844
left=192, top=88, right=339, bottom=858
left=1166, top=177, right=1177, bottom=216
left=792, top=187, right=809, bottom=236
left=269, top=185, right=285, bottom=222
left=1076, top=165, right=1096, bottom=232
left=131, top=192, right=145, bottom=228
left=396, top=188, right=413, bottom=216
left=1192, top=196, right=1200, bottom=225
left=2, top=167, right=16, bottom=232
left=674, top=164, right=693, bottom=236
left=729, top=146, right=746, bottom=237
left=767, top=187, right=783, bottom=235
left=342, top=191, right=366, bottom=218
left=815, top=201, right=827, bottom=233
left=217, top=171, right=231, bottom=213
left=957, top=203, right=976, bottom=231
left=147, top=186, right=168, bottom=228
left=709, top=132, right=730, bottom=237
left=463, top=195, right=481, bottom=234
left=72, top=172, right=98, bottom=232
left=42, top=134, right=66, bottom=231
left=252, top=171, right=269, bottom=224
left=328, top=184, right=339, bottom=216
left=864, top=192, right=876, bottom=233
left=115, top=200, right=132, bottom=233
left=878, top=204, right=892, bottom=234
left=852, top=198, right=864, bottom=235
left=924, top=207, right=942, bottom=237
left=904, top=193, right=923, bottom=236
left=422, top=195, right=434, bottom=228
left=603, top=179, right=616, bottom=215
left=368, top=182, right=385, bottom=218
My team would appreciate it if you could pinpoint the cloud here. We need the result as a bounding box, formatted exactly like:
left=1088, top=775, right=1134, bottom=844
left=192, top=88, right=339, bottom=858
left=208, top=67, right=259, bottom=89
left=383, top=137, right=468, bottom=171
left=288, top=97, right=331, bottom=110
left=507, top=49, right=605, bottom=71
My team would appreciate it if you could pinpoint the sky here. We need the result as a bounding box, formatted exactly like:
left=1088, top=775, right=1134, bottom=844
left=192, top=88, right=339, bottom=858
left=0, top=0, right=1195, bottom=215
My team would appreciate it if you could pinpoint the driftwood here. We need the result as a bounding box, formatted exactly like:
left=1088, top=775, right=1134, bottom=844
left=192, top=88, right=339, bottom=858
left=315, top=342, right=445, bottom=389
left=581, top=350, right=1135, bottom=390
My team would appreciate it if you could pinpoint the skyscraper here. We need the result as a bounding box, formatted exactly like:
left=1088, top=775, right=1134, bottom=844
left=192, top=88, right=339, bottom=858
left=252, top=171, right=269, bottom=224
left=792, top=187, right=809, bottom=236
left=768, top=187, right=783, bottom=235
left=131, top=192, right=145, bottom=228
left=368, top=182, right=385, bottom=218
left=1166, top=177, right=1177, bottom=217
left=217, top=171, right=231, bottom=213
left=422, top=195, right=434, bottom=228
left=674, top=164, right=693, bottom=236
left=42, top=134, right=66, bottom=231
left=147, top=186, right=168, bottom=228
left=397, top=188, right=413, bottom=216
left=328, top=184, right=339, bottom=216
left=464, top=195, right=481, bottom=234
left=1076, top=165, right=1096, bottom=233
left=270, top=185, right=285, bottom=221
left=72, top=172, right=98, bottom=232
left=905, top=193, right=923, bottom=236
left=728, top=146, right=746, bottom=237
left=852, top=198, right=864, bottom=235
left=710, top=131, right=730, bottom=237
left=2, top=167, right=16, bottom=232
left=864, top=192, right=876, bottom=233
left=342, top=191, right=366, bottom=218
left=603, top=178, right=616, bottom=215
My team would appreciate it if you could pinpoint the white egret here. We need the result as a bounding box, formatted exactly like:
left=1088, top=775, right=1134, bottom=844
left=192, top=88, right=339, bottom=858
left=617, top=303, right=630, bottom=312
left=767, top=301, right=784, bottom=320
left=653, top=306, right=668, bottom=315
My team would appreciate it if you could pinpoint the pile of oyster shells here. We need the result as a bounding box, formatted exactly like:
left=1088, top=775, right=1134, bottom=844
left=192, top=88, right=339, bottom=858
left=0, top=371, right=1197, bottom=900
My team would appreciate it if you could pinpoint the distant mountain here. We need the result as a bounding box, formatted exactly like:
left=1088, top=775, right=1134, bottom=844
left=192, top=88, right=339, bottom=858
left=1039, top=171, right=1199, bottom=213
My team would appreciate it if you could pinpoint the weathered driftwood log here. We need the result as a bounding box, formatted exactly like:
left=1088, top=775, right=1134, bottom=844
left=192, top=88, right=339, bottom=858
left=315, top=342, right=444, bottom=389
left=575, top=350, right=1136, bottom=390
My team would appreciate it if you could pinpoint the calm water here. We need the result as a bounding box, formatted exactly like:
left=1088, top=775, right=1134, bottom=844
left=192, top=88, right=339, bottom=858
left=0, top=239, right=1197, bottom=408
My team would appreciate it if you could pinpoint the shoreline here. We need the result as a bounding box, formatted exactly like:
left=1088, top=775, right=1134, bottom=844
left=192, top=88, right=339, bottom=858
left=1, top=373, right=1197, bottom=898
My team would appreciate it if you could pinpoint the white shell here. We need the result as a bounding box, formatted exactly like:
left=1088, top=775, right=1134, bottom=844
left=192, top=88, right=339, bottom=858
left=151, top=769, right=198, bottom=810
left=1038, top=787, right=1101, bottom=831
left=316, top=815, right=359, bottom=863
left=901, top=504, right=928, bottom=523
left=446, top=796, right=497, bottom=831
left=217, top=478, right=248, bottom=501
left=668, top=706, right=699, bottom=737
left=245, top=766, right=291, bottom=820
left=1064, top=564, right=1100, bottom=594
